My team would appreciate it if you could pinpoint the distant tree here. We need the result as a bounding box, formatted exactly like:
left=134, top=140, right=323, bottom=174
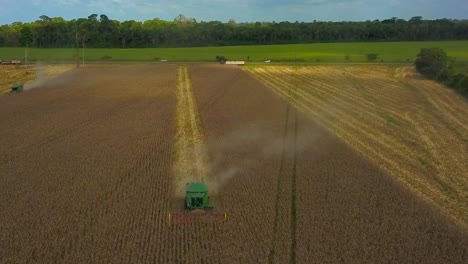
left=1, top=15, right=468, bottom=49
left=449, top=74, right=468, bottom=96
left=143, top=18, right=164, bottom=47
left=415, top=48, right=450, bottom=80
left=409, top=16, right=423, bottom=24
left=118, top=21, right=133, bottom=48
left=19, top=25, right=33, bottom=46
left=366, top=53, right=378, bottom=62
left=19, top=25, right=33, bottom=64
left=215, top=55, right=227, bottom=63
left=88, top=14, right=98, bottom=22
left=36, top=15, right=52, bottom=47
left=456, top=77, right=468, bottom=96
left=174, top=14, right=195, bottom=24
left=97, top=14, right=116, bottom=47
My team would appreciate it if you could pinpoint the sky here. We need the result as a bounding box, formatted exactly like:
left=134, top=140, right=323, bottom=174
left=0, top=0, right=466, bottom=24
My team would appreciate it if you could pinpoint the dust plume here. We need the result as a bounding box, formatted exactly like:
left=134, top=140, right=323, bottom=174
left=23, top=63, right=76, bottom=91
left=209, top=120, right=320, bottom=191
left=172, top=66, right=323, bottom=198
left=23, top=62, right=46, bottom=91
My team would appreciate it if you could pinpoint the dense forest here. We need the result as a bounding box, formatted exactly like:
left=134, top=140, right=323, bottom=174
left=1, top=14, right=468, bottom=48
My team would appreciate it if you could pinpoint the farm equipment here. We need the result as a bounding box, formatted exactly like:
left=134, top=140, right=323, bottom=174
left=184, top=182, right=213, bottom=210
left=11, top=83, right=24, bottom=93
left=168, top=182, right=227, bottom=225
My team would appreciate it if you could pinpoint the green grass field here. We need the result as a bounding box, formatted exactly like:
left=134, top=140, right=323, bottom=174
left=1, top=41, right=467, bottom=63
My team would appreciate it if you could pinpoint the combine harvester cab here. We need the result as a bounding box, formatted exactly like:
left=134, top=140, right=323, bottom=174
left=184, top=182, right=213, bottom=210
left=169, top=182, right=227, bottom=225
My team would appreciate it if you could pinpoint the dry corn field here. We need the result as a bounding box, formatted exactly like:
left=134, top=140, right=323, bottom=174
left=0, top=64, right=467, bottom=263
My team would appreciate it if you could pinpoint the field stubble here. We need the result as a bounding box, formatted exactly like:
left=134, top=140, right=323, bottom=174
left=246, top=64, right=468, bottom=226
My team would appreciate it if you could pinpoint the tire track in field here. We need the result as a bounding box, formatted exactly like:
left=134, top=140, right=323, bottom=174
left=290, top=109, right=298, bottom=264
left=268, top=103, right=290, bottom=264
left=173, top=65, right=212, bottom=197
left=268, top=103, right=299, bottom=264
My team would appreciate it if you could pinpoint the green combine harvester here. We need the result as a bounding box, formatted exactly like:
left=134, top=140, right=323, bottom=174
left=168, top=181, right=227, bottom=225
left=11, top=83, right=24, bottom=93
left=184, top=182, right=214, bottom=210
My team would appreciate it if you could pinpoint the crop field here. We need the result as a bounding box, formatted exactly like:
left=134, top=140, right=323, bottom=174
left=1, top=41, right=467, bottom=63
left=246, top=65, right=468, bottom=226
left=0, top=64, right=74, bottom=94
left=0, top=64, right=467, bottom=263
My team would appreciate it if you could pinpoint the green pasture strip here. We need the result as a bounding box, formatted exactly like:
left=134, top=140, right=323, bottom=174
left=0, top=41, right=467, bottom=63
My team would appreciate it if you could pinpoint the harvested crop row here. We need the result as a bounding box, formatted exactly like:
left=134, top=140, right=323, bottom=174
left=173, top=65, right=213, bottom=197
left=264, top=67, right=423, bottom=160
left=246, top=65, right=468, bottom=226
left=158, top=65, right=227, bottom=264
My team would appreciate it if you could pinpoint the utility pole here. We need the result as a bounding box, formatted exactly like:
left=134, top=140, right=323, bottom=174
left=24, top=44, right=28, bottom=65
left=80, top=31, right=85, bottom=65
left=75, top=30, right=79, bottom=67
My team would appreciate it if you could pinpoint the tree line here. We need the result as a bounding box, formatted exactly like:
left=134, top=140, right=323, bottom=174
left=415, top=48, right=468, bottom=96
left=1, top=14, right=468, bottom=49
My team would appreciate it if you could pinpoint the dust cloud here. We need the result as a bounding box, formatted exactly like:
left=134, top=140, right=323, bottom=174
left=23, top=63, right=77, bottom=91
left=173, top=66, right=324, bottom=199
left=209, top=121, right=319, bottom=192
left=23, top=62, right=46, bottom=91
